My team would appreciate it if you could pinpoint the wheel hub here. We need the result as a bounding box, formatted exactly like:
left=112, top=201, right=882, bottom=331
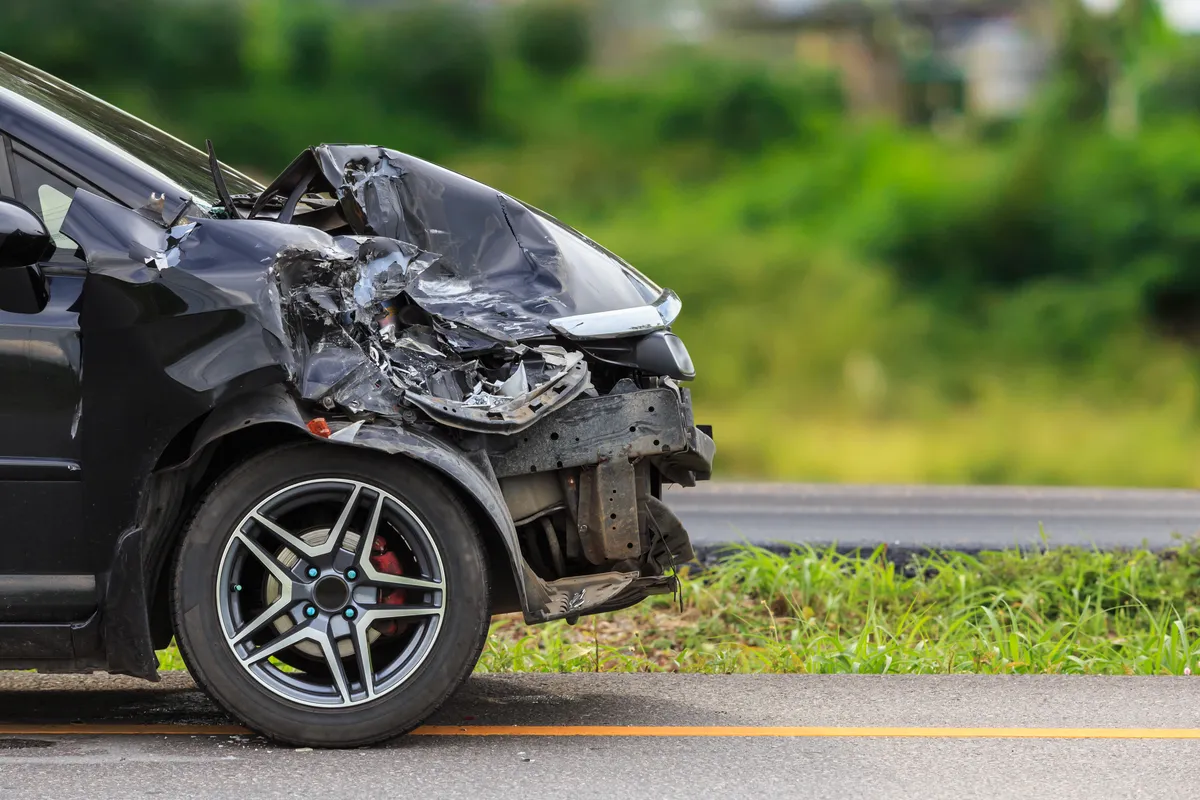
left=268, top=528, right=373, bottom=658
left=313, top=575, right=350, bottom=612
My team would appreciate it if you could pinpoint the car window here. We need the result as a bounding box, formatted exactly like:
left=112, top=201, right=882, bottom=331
left=11, top=151, right=84, bottom=263
left=0, top=54, right=261, bottom=205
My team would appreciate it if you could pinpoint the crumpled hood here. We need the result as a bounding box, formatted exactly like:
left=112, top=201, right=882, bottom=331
left=250, top=145, right=659, bottom=343
left=59, top=144, right=684, bottom=435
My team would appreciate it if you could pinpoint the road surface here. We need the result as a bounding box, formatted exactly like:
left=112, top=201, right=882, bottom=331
left=665, top=482, right=1200, bottom=550
left=4, top=483, right=1198, bottom=797
left=1, top=672, right=1199, bottom=799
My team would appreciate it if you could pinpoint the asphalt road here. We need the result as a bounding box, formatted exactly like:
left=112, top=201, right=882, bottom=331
left=2, top=672, right=1200, bottom=799
left=665, top=482, right=1200, bottom=551
left=5, top=483, right=1200, bottom=797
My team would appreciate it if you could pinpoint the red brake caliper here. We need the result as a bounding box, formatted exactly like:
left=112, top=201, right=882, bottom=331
left=369, top=535, right=407, bottom=636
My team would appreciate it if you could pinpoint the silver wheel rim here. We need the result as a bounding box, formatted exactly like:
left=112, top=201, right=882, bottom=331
left=216, top=478, right=446, bottom=708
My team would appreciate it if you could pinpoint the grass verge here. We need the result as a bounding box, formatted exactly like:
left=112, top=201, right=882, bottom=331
left=158, top=542, right=1200, bottom=676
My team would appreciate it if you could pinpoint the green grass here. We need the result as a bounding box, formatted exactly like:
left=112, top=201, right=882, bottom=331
left=159, top=541, right=1200, bottom=676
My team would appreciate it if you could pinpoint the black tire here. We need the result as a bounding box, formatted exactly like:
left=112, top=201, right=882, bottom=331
left=171, top=442, right=490, bottom=747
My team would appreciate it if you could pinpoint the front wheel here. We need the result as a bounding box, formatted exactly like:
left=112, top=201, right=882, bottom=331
left=171, top=443, right=490, bottom=747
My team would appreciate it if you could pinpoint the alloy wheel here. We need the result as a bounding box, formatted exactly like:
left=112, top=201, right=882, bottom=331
left=215, top=478, right=446, bottom=708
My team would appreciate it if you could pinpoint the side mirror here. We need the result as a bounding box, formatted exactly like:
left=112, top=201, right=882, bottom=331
left=0, top=199, right=52, bottom=270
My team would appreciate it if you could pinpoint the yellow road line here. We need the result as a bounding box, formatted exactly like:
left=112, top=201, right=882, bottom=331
left=4, top=723, right=1200, bottom=739
left=412, top=725, right=1200, bottom=739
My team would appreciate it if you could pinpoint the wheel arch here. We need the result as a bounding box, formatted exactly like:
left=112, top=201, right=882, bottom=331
left=125, top=387, right=525, bottom=679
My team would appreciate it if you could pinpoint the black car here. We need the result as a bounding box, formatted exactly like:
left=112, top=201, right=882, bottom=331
left=0, top=52, right=713, bottom=746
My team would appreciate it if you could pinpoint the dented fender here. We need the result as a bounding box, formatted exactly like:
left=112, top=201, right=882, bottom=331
left=183, top=388, right=675, bottom=624
left=185, top=386, right=533, bottom=613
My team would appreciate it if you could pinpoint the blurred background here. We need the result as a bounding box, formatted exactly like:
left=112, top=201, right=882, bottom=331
left=3, top=0, right=1200, bottom=487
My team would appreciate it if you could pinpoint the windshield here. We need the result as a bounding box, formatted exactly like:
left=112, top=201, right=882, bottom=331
left=0, top=53, right=261, bottom=204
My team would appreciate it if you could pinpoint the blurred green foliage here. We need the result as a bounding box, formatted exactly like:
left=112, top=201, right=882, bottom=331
left=4, top=0, right=1200, bottom=485
left=511, top=0, right=592, bottom=80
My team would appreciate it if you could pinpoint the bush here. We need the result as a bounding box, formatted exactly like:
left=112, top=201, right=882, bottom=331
left=336, top=3, right=495, bottom=132
left=284, top=1, right=335, bottom=89
left=655, top=57, right=818, bottom=153
left=511, top=0, right=592, bottom=80
left=851, top=121, right=1200, bottom=339
left=0, top=0, right=247, bottom=99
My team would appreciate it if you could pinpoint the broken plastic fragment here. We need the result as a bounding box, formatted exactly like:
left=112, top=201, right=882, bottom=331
left=306, top=418, right=332, bottom=438
left=146, top=252, right=171, bottom=271
left=329, top=420, right=366, bottom=443
left=498, top=361, right=529, bottom=398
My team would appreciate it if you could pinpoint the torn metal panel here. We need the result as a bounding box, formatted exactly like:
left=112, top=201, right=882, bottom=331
left=252, top=145, right=659, bottom=342
left=60, top=186, right=588, bottom=430
left=272, top=229, right=594, bottom=429
left=174, top=386, right=678, bottom=625
left=59, top=188, right=178, bottom=282
left=193, top=142, right=694, bottom=429
left=529, top=571, right=638, bottom=621
left=403, top=347, right=590, bottom=433
left=581, top=574, right=679, bottom=617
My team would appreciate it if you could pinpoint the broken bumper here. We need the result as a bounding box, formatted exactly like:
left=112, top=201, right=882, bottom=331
left=488, top=384, right=713, bottom=483
left=487, top=384, right=713, bottom=623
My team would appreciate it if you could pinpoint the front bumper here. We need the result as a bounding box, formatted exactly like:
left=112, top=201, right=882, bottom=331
left=487, top=384, right=713, bottom=483
left=485, top=383, right=713, bottom=623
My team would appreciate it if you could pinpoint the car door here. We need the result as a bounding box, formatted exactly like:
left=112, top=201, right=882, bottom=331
left=0, top=135, right=92, bottom=624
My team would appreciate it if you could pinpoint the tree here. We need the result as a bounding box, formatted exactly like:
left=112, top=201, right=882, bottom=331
left=512, top=0, right=593, bottom=80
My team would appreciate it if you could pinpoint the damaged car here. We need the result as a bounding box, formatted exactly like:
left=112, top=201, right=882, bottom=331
left=0, top=52, right=713, bottom=746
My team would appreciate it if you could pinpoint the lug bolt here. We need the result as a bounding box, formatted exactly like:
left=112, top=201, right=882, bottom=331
left=304, top=605, right=317, bottom=618
left=307, top=567, right=319, bottom=578
left=346, top=569, right=358, bottom=580
left=344, top=608, right=356, bottom=619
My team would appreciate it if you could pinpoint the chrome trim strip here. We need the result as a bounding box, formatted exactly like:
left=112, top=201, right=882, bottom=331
left=0, top=458, right=81, bottom=481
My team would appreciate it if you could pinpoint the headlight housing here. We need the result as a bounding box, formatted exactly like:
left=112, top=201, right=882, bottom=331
left=577, top=330, right=695, bottom=381
left=637, top=331, right=695, bottom=380
left=548, top=289, right=682, bottom=340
